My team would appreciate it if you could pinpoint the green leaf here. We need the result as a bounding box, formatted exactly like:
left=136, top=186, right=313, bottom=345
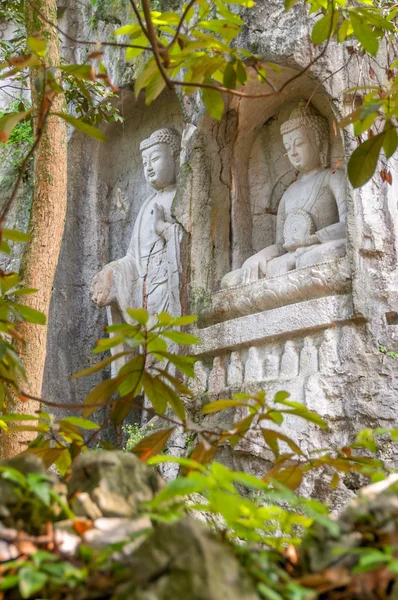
left=111, top=394, right=136, bottom=425
left=71, top=352, right=131, bottom=379
left=236, top=60, right=247, bottom=85
left=148, top=376, right=185, bottom=420
left=311, top=11, right=337, bottom=45
left=142, top=372, right=168, bottom=414
left=350, top=13, right=379, bottom=55
left=285, top=0, right=300, bottom=9
left=0, top=413, right=38, bottom=422
left=267, top=464, right=303, bottom=490
left=347, top=132, right=384, bottom=188
left=114, top=24, right=142, bottom=36
left=126, top=308, right=149, bottom=326
left=26, top=473, right=51, bottom=505
left=151, top=476, right=206, bottom=508
left=0, top=272, right=20, bottom=294
left=135, top=58, right=158, bottom=98
left=257, top=584, right=284, bottom=600
left=126, top=36, right=148, bottom=60
left=54, top=112, right=105, bottom=142
left=202, top=399, right=250, bottom=414
left=131, top=428, right=174, bottom=460
left=60, top=63, right=95, bottom=80
left=273, top=390, right=290, bottom=404
left=383, top=125, right=398, bottom=159
left=0, top=110, right=32, bottom=143
left=11, top=303, right=46, bottom=324
left=202, top=87, right=224, bottom=120
left=223, top=62, right=237, bottom=89
left=0, top=575, right=19, bottom=591
left=148, top=454, right=207, bottom=471
left=59, top=417, right=100, bottom=430
left=144, top=68, right=168, bottom=104
left=83, top=377, right=121, bottom=417
left=171, top=315, right=197, bottom=326
left=226, top=0, right=255, bottom=5
left=2, top=229, right=30, bottom=242
left=19, top=567, right=48, bottom=599
left=117, top=354, right=144, bottom=396
left=156, top=352, right=196, bottom=378
left=27, top=36, right=48, bottom=57
left=161, top=330, right=201, bottom=345
left=261, top=429, right=304, bottom=457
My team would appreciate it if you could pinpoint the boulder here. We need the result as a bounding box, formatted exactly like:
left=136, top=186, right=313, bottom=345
left=113, top=518, right=259, bottom=600
left=68, top=451, right=163, bottom=518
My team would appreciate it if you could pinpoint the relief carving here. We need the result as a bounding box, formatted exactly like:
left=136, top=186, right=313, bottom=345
left=222, top=101, right=347, bottom=289
left=91, top=128, right=182, bottom=372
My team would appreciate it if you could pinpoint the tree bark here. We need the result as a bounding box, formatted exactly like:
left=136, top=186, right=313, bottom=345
left=0, top=0, right=67, bottom=457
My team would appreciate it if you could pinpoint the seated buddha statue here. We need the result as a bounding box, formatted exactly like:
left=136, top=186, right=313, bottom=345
left=221, top=100, right=346, bottom=288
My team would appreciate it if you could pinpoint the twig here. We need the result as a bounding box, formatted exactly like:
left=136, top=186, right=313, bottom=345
left=168, top=0, right=198, bottom=49
left=141, top=0, right=172, bottom=88
left=27, top=0, right=152, bottom=53
left=127, top=0, right=149, bottom=39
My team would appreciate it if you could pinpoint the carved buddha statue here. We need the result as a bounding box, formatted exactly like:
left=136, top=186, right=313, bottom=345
left=222, top=101, right=346, bottom=288
left=91, top=128, right=182, bottom=372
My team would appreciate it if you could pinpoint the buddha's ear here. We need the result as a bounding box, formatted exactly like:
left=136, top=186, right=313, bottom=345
left=320, top=138, right=330, bottom=168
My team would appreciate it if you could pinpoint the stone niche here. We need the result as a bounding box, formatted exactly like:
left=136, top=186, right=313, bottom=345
left=43, top=89, right=185, bottom=418
left=183, top=66, right=398, bottom=500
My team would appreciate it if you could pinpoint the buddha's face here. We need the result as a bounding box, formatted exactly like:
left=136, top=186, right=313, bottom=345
left=283, top=126, right=321, bottom=173
left=141, top=143, right=176, bottom=190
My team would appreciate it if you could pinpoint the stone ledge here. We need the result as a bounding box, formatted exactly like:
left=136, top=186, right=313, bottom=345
left=193, top=294, right=355, bottom=356
left=199, top=258, right=351, bottom=326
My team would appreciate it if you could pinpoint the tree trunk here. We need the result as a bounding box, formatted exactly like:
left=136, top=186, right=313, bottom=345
left=0, top=0, right=67, bottom=457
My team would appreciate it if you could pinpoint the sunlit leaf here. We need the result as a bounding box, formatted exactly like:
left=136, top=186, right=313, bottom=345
left=54, top=112, right=106, bottom=142
left=131, top=428, right=175, bottom=461
left=2, top=229, right=30, bottom=242
left=202, top=86, right=224, bottom=120
left=348, top=131, right=384, bottom=188
left=126, top=308, right=149, bottom=326
left=27, top=36, right=48, bottom=57
left=202, top=398, right=250, bottom=414
left=0, top=110, right=32, bottom=143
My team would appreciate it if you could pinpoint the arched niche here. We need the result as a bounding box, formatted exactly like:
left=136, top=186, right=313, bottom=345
left=43, top=88, right=185, bottom=416
left=228, top=67, right=345, bottom=270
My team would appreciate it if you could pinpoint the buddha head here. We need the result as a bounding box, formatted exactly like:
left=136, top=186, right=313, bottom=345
left=140, top=128, right=181, bottom=191
left=281, top=101, right=329, bottom=173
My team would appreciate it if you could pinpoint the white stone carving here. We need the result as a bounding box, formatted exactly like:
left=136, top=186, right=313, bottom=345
left=264, top=353, right=280, bottom=379
left=208, top=356, right=227, bottom=394
left=319, top=329, right=340, bottom=375
left=192, top=295, right=354, bottom=356
left=299, top=337, right=318, bottom=376
left=192, top=360, right=209, bottom=395
left=91, top=128, right=182, bottom=374
left=245, top=347, right=264, bottom=382
left=228, top=352, right=244, bottom=386
left=222, top=101, right=346, bottom=289
left=280, top=341, right=299, bottom=377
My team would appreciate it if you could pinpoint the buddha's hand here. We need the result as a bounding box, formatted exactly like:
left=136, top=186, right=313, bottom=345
left=241, top=256, right=265, bottom=284
left=152, top=203, right=169, bottom=237
left=91, top=265, right=114, bottom=306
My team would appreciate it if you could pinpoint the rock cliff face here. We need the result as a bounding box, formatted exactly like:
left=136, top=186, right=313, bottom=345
left=30, top=0, right=398, bottom=494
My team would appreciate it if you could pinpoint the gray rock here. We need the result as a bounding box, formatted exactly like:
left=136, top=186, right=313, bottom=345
left=68, top=451, right=163, bottom=518
left=114, top=518, right=259, bottom=600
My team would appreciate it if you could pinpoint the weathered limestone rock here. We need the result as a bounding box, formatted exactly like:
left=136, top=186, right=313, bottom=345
left=68, top=451, right=163, bottom=518
left=113, top=518, right=259, bottom=600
